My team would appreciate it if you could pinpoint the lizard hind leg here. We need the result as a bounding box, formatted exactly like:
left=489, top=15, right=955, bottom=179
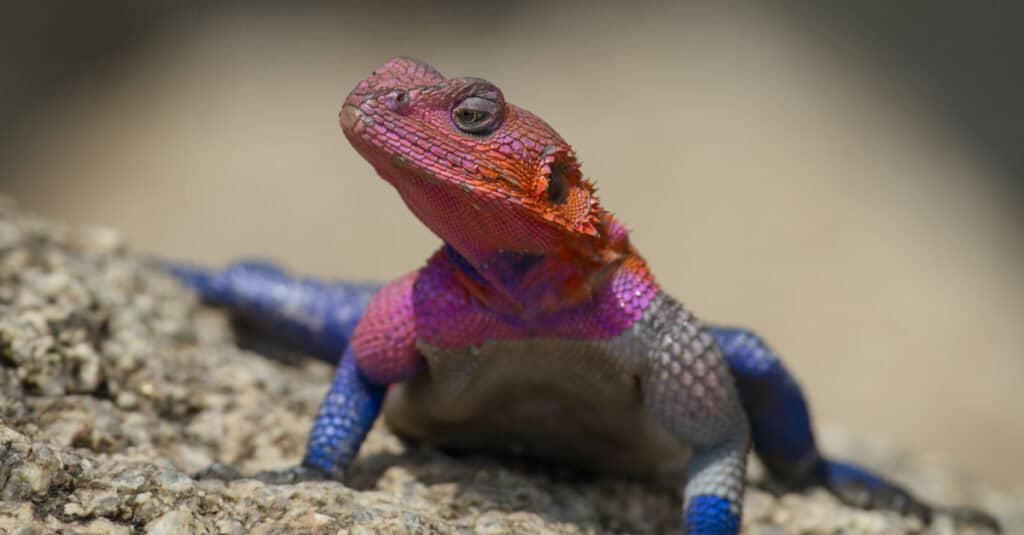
left=709, top=326, right=1001, bottom=531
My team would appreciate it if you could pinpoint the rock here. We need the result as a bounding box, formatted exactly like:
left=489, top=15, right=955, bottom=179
left=69, top=225, right=124, bottom=256
left=0, top=197, right=1019, bottom=533
left=144, top=509, right=200, bottom=535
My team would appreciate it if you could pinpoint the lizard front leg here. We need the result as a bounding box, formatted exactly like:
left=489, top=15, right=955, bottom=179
left=165, top=259, right=380, bottom=363
left=301, top=271, right=424, bottom=478
left=640, top=295, right=749, bottom=534
left=197, top=271, right=423, bottom=483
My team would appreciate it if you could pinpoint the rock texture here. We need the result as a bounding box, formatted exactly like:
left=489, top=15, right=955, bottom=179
left=0, top=197, right=1019, bottom=534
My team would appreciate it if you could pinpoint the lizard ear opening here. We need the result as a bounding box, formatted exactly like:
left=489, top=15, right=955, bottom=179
left=538, top=148, right=601, bottom=235
left=546, top=160, right=571, bottom=204
left=538, top=148, right=581, bottom=202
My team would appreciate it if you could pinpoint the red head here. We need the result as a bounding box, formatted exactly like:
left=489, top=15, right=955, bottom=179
left=340, top=58, right=637, bottom=313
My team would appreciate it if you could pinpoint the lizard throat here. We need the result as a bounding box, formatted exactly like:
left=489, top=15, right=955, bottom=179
left=442, top=243, right=626, bottom=319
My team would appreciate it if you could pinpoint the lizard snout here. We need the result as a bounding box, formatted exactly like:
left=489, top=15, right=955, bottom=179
left=339, top=102, right=365, bottom=132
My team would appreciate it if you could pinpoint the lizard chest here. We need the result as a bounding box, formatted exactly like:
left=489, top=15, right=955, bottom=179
left=381, top=334, right=688, bottom=477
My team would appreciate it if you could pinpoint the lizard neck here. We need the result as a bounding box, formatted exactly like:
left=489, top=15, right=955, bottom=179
left=389, top=171, right=639, bottom=318
left=442, top=242, right=634, bottom=319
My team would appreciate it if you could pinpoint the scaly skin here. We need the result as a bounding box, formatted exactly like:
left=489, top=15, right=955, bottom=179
left=169, top=58, right=1001, bottom=534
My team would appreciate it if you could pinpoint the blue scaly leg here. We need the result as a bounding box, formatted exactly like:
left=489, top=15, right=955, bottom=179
left=165, top=260, right=381, bottom=363
left=166, top=260, right=387, bottom=483
left=252, top=347, right=385, bottom=484
left=303, top=346, right=386, bottom=477
left=196, top=347, right=386, bottom=484
left=710, top=326, right=1001, bottom=531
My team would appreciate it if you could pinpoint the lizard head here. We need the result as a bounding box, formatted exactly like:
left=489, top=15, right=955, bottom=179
left=340, top=57, right=631, bottom=272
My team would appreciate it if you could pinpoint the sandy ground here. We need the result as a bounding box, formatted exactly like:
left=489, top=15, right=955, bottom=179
left=1, top=2, right=1021, bottom=490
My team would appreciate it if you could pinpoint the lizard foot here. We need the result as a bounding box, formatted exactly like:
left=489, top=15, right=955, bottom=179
left=820, top=460, right=932, bottom=522
left=938, top=506, right=1003, bottom=533
left=760, top=459, right=930, bottom=521
left=192, top=463, right=334, bottom=485
left=764, top=459, right=1002, bottom=531
left=821, top=460, right=1003, bottom=531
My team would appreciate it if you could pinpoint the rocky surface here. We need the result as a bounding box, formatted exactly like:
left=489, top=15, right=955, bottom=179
left=0, top=196, right=1019, bottom=534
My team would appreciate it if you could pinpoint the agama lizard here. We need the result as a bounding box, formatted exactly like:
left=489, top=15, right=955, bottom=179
left=167, top=58, right=1000, bottom=534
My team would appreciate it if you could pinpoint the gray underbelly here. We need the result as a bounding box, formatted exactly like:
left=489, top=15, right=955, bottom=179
left=382, top=337, right=689, bottom=478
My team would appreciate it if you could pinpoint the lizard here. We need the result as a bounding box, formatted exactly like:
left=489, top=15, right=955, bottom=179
left=166, top=57, right=1001, bottom=534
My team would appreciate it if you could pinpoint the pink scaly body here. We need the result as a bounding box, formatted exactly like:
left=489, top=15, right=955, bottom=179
left=353, top=250, right=657, bottom=383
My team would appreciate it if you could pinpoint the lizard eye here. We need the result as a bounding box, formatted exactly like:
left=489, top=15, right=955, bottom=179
left=452, top=97, right=502, bottom=134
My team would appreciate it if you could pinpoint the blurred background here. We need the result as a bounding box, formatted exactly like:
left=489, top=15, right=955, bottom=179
left=2, top=2, right=1021, bottom=486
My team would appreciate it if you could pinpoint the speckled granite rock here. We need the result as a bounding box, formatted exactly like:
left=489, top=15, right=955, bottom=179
left=0, top=197, right=1019, bottom=534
